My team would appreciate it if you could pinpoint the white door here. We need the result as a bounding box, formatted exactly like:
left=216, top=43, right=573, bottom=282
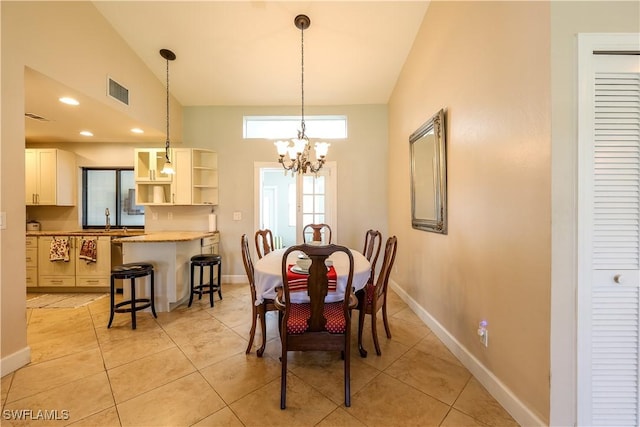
left=577, top=34, right=640, bottom=426
left=254, top=162, right=337, bottom=248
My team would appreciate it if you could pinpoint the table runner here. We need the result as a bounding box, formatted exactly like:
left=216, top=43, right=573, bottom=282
left=287, top=264, right=337, bottom=293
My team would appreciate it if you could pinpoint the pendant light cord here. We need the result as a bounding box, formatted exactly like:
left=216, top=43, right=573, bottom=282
left=165, top=57, right=170, bottom=157
left=300, top=22, right=306, bottom=139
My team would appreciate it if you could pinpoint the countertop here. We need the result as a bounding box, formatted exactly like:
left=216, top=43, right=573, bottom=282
left=26, top=230, right=145, bottom=237
left=112, top=231, right=218, bottom=243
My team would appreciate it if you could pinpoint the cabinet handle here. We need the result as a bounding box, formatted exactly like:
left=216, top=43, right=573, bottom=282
left=614, top=274, right=623, bottom=284
left=86, top=280, right=100, bottom=283
left=51, top=280, right=63, bottom=284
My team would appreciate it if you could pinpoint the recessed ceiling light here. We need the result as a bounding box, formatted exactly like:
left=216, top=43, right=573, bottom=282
left=80, top=131, right=93, bottom=137
left=59, top=97, right=79, bottom=106
left=131, top=128, right=144, bottom=134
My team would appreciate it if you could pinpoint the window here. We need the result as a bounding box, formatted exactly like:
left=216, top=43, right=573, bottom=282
left=243, top=115, right=347, bottom=139
left=82, top=168, right=144, bottom=228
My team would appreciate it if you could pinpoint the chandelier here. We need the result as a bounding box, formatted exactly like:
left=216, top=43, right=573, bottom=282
left=160, top=48, right=176, bottom=175
left=274, top=14, right=330, bottom=175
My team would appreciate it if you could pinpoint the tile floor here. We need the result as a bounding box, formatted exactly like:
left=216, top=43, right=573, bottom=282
left=2, top=285, right=519, bottom=426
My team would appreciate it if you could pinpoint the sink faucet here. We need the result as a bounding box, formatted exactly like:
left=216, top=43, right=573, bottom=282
left=105, top=208, right=111, bottom=231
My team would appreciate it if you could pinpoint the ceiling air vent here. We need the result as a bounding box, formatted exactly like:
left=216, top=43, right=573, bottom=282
left=25, top=112, right=49, bottom=121
left=107, top=77, right=129, bottom=106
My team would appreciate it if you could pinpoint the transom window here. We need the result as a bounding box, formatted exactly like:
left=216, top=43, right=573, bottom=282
left=243, top=115, right=347, bottom=139
left=82, top=168, right=144, bottom=229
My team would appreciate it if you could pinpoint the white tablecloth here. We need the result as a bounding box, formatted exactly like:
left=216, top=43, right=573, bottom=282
left=254, top=247, right=371, bottom=304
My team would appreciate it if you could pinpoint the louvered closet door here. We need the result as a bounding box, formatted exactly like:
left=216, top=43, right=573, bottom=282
left=580, top=49, right=640, bottom=427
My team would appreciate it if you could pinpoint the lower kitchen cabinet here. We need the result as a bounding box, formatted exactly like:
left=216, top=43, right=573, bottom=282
left=38, top=236, right=76, bottom=287
left=33, top=235, right=112, bottom=288
left=26, top=237, right=38, bottom=287
left=76, top=236, right=111, bottom=287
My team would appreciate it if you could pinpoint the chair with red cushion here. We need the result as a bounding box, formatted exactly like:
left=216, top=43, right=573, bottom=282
left=356, top=236, right=398, bottom=357
left=254, top=228, right=275, bottom=259
left=274, top=243, right=355, bottom=409
left=241, top=234, right=278, bottom=357
left=302, top=223, right=332, bottom=244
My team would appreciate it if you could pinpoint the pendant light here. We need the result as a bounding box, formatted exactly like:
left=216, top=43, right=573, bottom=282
left=274, top=14, right=329, bottom=175
left=160, top=48, right=176, bottom=175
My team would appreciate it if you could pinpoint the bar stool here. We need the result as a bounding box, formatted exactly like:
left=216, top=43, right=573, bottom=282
left=108, top=262, right=156, bottom=330
left=189, top=254, right=222, bottom=307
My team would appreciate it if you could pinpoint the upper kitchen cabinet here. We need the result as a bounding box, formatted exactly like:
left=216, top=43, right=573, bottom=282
left=25, top=148, right=76, bottom=206
left=135, top=148, right=218, bottom=206
left=134, top=148, right=173, bottom=182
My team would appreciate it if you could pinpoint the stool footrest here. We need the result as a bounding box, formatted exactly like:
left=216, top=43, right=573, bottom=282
left=114, top=299, right=152, bottom=313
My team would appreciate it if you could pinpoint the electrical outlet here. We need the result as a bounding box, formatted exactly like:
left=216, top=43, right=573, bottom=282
left=167, top=212, right=173, bottom=220
left=233, top=211, right=242, bottom=221
left=0, top=212, right=5, bottom=229
left=477, top=320, right=488, bottom=347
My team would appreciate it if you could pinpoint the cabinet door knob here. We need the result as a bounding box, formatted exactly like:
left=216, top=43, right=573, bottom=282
left=614, top=274, right=623, bottom=284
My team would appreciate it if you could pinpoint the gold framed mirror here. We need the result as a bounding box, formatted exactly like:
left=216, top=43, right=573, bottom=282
left=409, top=108, right=447, bottom=234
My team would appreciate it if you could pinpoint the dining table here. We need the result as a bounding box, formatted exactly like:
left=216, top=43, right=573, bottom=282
left=253, top=247, right=371, bottom=305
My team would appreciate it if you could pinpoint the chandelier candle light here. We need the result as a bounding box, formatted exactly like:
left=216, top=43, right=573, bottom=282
left=160, top=48, right=176, bottom=175
left=274, top=14, right=330, bottom=175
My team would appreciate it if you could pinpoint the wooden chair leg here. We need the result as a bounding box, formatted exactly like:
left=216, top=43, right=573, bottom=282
left=358, top=306, right=367, bottom=357
left=257, top=309, right=267, bottom=357
left=280, top=348, right=288, bottom=409
left=246, top=306, right=258, bottom=354
left=344, top=338, right=351, bottom=407
left=371, top=310, right=381, bottom=356
left=382, top=300, right=392, bottom=338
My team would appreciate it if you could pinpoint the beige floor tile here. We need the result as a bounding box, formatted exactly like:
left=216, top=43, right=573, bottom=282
left=352, top=332, right=410, bottom=371
left=6, top=348, right=104, bottom=403
left=414, top=332, right=465, bottom=368
left=348, top=373, right=450, bottom=426
left=440, top=408, right=490, bottom=426
left=28, top=327, right=99, bottom=364
left=209, top=296, right=254, bottom=328
left=155, top=307, right=214, bottom=332
left=108, top=347, right=196, bottom=403
left=289, top=353, right=381, bottom=406
left=229, top=375, right=337, bottom=426
left=66, top=406, right=121, bottom=426
left=96, top=323, right=177, bottom=370
left=384, top=349, right=471, bottom=405
left=316, top=407, right=367, bottom=427
left=200, top=352, right=281, bottom=404
left=2, top=372, right=114, bottom=427
left=390, top=306, right=426, bottom=326
left=2, top=372, right=14, bottom=406
left=191, top=406, right=244, bottom=426
left=116, top=372, right=225, bottom=427
left=169, top=321, right=248, bottom=369
left=453, top=378, right=519, bottom=427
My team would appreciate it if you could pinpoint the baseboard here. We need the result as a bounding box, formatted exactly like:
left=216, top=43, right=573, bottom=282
left=389, top=281, right=546, bottom=427
left=1, top=346, right=31, bottom=377
left=223, top=274, right=249, bottom=284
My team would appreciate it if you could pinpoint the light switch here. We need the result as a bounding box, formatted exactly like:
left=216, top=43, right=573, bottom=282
left=233, top=211, right=242, bottom=221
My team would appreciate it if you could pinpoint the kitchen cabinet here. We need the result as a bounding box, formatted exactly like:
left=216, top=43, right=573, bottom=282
left=38, top=236, right=76, bottom=287
left=201, top=233, right=220, bottom=255
left=32, top=235, right=112, bottom=288
left=134, top=148, right=173, bottom=182
left=76, top=236, right=111, bottom=287
left=135, top=148, right=218, bottom=205
left=25, top=148, right=76, bottom=206
left=26, top=236, right=38, bottom=287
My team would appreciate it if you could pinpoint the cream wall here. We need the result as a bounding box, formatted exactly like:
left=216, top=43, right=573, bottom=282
left=182, top=104, right=389, bottom=276
left=1, top=1, right=180, bottom=373
left=388, top=1, right=551, bottom=423
left=549, top=1, right=640, bottom=426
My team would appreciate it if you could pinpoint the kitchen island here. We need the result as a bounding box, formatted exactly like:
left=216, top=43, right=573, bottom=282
left=112, top=231, right=219, bottom=312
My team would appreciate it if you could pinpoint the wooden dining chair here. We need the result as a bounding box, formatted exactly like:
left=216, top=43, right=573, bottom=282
left=302, top=223, right=332, bottom=244
left=362, top=229, right=382, bottom=283
left=254, top=228, right=275, bottom=259
left=275, top=243, right=355, bottom=409
left=241, top=234, right=278, bottom=357
left=356, top=236, right=398, bottom=357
